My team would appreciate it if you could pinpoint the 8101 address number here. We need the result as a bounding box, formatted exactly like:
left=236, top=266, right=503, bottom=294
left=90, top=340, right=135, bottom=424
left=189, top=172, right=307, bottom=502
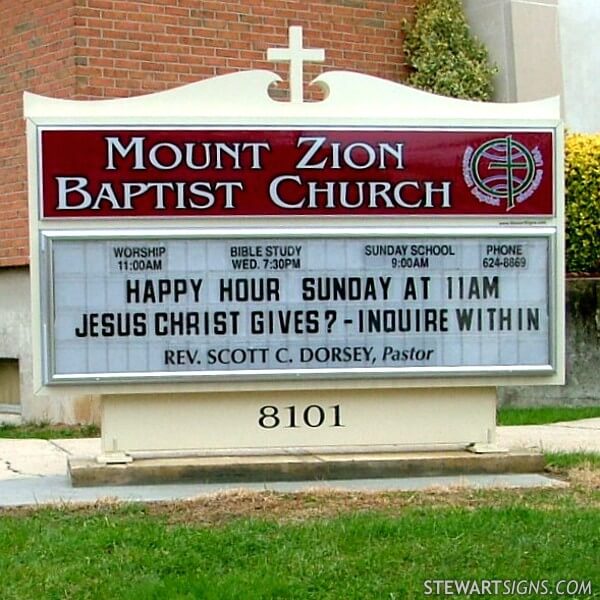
left=258, top=404, right=344, bottom=429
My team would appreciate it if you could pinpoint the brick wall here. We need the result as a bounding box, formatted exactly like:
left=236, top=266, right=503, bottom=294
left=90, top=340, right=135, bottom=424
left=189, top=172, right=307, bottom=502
left=0, top=0, right=415, bottom=267
left=0, top=0, right=76, bottom=267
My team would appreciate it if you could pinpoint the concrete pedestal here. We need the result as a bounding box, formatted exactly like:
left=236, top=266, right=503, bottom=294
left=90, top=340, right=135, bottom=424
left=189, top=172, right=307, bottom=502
left=98, top=386, right=497, bottom=460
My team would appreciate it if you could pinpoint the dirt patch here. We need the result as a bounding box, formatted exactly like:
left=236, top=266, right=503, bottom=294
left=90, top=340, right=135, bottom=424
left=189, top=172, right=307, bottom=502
left=1, top=468, right=598, bottom=523
left=144, top=482, right=599, bottom=527
left=567, top=465, right=600, bottom=489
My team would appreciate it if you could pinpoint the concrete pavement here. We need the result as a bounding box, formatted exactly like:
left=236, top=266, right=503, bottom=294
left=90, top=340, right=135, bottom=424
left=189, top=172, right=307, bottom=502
left=1, top=418, right=598, bottom=507
left=496, top=417, right=600, bottom=453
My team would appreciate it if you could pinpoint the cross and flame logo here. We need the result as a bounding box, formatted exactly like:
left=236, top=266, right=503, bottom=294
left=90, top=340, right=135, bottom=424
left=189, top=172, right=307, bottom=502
left=463, top=136, right=544, bottom=211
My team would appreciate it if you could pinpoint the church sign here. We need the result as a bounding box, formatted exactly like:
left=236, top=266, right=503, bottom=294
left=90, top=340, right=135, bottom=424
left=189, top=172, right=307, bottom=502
left=26, top=26, right=564, bottom=396
left=23, top=27, right=565, bottom=462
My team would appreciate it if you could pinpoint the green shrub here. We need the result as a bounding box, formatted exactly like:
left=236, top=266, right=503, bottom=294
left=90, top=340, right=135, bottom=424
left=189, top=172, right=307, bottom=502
left=565, top=133, right=600, bottom=273
left=402, top=0, right=496, bottom=101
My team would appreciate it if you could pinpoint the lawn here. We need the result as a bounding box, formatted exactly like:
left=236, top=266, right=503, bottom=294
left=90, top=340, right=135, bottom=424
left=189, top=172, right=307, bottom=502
left=546, top=451, right=600, bottom=471
left=0, top=482, right=599, bottom=599
left=0, top=412, right=598, bottom=598
left=0, top=422, right=100, bottom=439
left=497, top=405, right=600, bottom=426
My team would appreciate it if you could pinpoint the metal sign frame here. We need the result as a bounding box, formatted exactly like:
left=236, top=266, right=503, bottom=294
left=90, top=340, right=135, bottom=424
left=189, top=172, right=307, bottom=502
left=40, top=226, right=557, bottom=385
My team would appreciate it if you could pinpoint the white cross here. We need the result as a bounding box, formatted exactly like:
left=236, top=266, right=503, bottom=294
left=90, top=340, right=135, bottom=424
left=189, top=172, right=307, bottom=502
left=267, top=26, right=325, bottom=103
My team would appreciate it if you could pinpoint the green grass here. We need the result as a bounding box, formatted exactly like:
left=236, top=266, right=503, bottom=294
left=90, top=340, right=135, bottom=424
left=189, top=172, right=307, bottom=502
left=545, top=451, right=600, bottom=470
left=0, top=490, right=598, bottom=600
left=0, top=410, right=598, bottom=597
left=497, top=406, right=600, bottom=426
left=0, top=422, right=100, bottom=439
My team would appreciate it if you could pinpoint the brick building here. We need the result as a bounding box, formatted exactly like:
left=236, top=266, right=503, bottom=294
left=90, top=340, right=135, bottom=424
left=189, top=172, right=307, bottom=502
left=0, top=0, right=415, bottom=421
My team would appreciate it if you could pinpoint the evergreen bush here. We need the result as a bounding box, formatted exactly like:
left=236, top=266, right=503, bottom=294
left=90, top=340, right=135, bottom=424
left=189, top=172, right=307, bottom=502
left=403, top=0, right=497, bottom=101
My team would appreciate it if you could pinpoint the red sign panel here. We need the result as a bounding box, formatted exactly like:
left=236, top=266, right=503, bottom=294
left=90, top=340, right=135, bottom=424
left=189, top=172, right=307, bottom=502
left=39, top=128, right=554, bottom=218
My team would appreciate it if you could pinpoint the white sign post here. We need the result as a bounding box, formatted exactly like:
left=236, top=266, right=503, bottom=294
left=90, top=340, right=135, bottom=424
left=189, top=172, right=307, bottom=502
left=25, top=28, right=564, bottom=468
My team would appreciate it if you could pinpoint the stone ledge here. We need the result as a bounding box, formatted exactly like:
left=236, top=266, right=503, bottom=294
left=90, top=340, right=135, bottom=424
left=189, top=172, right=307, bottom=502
left=69, top=449, right=545, bottom=488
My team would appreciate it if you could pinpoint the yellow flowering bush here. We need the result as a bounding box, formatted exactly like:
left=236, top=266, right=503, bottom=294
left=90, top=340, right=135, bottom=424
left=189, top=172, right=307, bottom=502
left=565, top=133, right=600, bottom=273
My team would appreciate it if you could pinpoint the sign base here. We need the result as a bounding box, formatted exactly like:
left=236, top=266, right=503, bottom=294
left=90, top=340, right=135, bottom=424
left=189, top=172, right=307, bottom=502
left=68, top=447, right=545, bottom=488
left=99, top=386, right=497, bottom=457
